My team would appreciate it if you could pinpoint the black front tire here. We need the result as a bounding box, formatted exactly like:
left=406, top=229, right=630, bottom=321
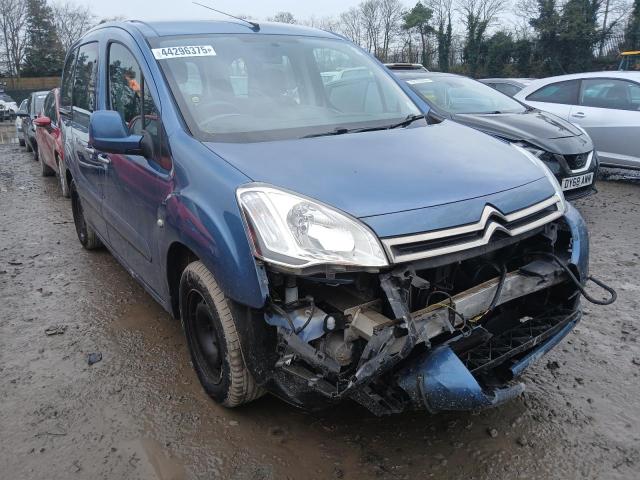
left=58, top=157, right=70, bottom=197
left=180, top=261, right=262, bottom=407
left=70, top=179, right=102, bottom=250
left=24, top=136, right=32, bottom=152
left=18, top=138, right=25, bottom=147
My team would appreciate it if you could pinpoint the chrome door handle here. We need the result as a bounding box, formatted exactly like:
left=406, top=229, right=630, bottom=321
left=572, top=112, right=585, bottom=118
left=96, top=153, right=111, bottom=165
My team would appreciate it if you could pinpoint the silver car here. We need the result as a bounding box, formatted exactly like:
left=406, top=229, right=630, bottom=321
left=514, top=71, right=640, bottom=169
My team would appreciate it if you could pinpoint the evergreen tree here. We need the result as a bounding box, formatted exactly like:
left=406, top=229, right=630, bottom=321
left=437, top=13, right=452, bottom=72
left=485, top=31, right=514, bottom=77
left=403, top=2, right=434, bottom=67
left=462, top=12, right=489, bottom=76
left=557, top=0, right=600, bottom=73
left=22, top=0, right=65, bottom=77
left=625, top=0, right=640, bottom=50
left=530, top=0, right=561, bottom=75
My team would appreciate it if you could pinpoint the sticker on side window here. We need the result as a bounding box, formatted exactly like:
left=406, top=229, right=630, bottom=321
left=152, top=46, right=216, bottom=60
left=406, top=78, right=433, bottom=85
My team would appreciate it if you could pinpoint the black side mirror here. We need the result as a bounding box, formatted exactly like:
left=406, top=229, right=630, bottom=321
left=89, top=110, right=143, bottom=155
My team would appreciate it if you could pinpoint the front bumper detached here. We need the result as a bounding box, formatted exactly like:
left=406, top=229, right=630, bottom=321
left=257, top=206, right=589, bottom=416
left=396, top=310, right=579, bottom=413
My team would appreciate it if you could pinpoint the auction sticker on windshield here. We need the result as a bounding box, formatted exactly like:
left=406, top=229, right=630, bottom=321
left=561, top=172, right=594, bottom=191
left=152, top=46, right=216, bottom=60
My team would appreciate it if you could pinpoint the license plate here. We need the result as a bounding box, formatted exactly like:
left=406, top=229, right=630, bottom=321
left=561, top=172, right=594, bottom=191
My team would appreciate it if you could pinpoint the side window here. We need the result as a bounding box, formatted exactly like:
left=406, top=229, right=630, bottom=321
left=60, top=47, right=77, bottom=114
left=108, top=42, right=170, bottom=171
left=580, top=78, right=640, bottom=111
left=44, top=92, right=56, bottom=123
left=108, top=43, right=143, bottom=126
left=72, top=42, right=99, bottom=128
left=526, top=80, right=579, bottom=105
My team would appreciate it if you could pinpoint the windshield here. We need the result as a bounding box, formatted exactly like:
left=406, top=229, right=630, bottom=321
left=151, top=34, right=419, bottom=142
left=404, top=75, right=526, bottom=114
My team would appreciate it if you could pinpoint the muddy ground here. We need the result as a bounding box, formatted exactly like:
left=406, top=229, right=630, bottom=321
left=1, top=142, right=639, bottom=480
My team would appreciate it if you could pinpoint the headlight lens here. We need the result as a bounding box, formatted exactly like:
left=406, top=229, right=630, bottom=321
left=512, top=144, right=567, bottom=213
left=237, top=184, right=388, bottom=269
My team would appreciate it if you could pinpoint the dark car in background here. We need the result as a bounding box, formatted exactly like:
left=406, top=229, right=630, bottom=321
left=385, top=62, right=428, bottom=72
left=18, top=90, right=49, bottom=157
left=479, top=78, right=535, bottom=97
left=34, top=88, right=69, bottom=196
left=396, top=71, right=598, bottom=199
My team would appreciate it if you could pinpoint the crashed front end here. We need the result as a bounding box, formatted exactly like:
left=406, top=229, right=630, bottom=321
left=239, top=185, right=588, bottom=416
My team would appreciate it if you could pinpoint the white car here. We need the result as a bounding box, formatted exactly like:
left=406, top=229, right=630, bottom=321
left=0, top=93, right=18, bottom=120
left=514, top=71, right=640, bottom=169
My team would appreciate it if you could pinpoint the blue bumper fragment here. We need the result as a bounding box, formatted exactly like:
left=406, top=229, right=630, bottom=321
left=397, top=314, right=579, bottom=413
left=397, top=347, right=524, bottom=413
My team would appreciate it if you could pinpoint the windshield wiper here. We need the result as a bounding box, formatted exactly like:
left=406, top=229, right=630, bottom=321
left=302, top=127, right=351, bottom=139
left=302, top=114, right=425, bottom=139
left=387, top=114, right=426, bottom=129
left=352, top=114, right=426, bottom=134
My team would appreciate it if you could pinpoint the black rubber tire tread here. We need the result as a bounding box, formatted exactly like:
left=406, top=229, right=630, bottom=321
left=25, top=137, right=32, bottom=152
left=70, top=179, right=102, bottom=250
left=19, top=138, right=25, bottom=146
left=180, top=261, right=262, bottom=407
left=58, top=157, right=70, bottom=197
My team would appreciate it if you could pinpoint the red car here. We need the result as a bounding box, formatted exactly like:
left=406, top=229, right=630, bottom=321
left=34, top=88, right=70, bottom=197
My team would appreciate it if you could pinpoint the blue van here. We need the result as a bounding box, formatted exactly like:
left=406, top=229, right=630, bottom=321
left=59, top=20, right=600, bottom=415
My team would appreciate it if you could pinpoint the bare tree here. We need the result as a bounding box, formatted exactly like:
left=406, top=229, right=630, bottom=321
left=456, top=0, right=507, bottom=28
left=268, top=11, right=296, bottom=24
left=0, top=0, right=28, bottom=77
left=51, top=1, right=95, bottom=52
left=360, top=0, right=383, bottom=56
left=379, top=0, right=404, bottom=60
left=338, top=7, right=364, bottom=45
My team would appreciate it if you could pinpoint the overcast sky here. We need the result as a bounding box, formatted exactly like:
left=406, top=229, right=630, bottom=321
left=83, top=0, right=365, bottom=22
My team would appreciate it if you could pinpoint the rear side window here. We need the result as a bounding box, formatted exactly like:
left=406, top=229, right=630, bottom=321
left=580, top=78, right=640, bottom=111
left=526, top=80, right=579, bottom=105
left=43, top=92, right=56, bottom=123
left=60, top=47, right=77, bottom=114
left=72, top=42, right=99, bottom=128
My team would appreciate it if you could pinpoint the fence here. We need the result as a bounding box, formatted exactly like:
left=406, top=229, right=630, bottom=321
left=0, top=76, right=60, bottom=104
left=1, top=76, right=60, bottom=90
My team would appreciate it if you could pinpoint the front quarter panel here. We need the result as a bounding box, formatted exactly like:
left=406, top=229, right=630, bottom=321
left=163, top=134, right=268, bottom=309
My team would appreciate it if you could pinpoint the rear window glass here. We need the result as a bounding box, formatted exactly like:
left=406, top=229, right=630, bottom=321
left=526, top=80, right=579, bottom=105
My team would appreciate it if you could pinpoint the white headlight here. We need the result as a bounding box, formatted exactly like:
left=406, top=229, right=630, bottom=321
left=511, top=144, right=567, bottom=213
left=237, top=184, right=388, bottom=270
